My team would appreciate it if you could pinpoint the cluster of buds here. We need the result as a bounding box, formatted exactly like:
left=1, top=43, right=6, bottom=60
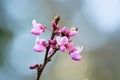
left=30, top=16, right=83, bottom=70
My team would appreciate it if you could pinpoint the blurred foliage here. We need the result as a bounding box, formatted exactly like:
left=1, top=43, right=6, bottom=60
left=87, top=38, right=120, bottom=80
left=0, top=28, right=13, bottom=67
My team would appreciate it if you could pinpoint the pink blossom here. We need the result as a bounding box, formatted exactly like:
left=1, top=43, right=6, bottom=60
left=70, top=53, right=82, bottom=61
left=52, top=21, right=61, bottom=36
left=48, top=39, right=56, bottom=45
left=33, top=36, right=47, bottom=52
left=59, top=45, right=67, bottom=52
left=69, top=46, right=83, bottom=61
left=68, top=38, right=72, bottom=42
left=69, top=27, right=78, bottom=36
left=61, top=27, right=69, bottom=36
left=48, top=46, right=54, bottom=54
left=52, top=21, right=57, bottom=29
left=61, top=27, right=78, bottom=37
left=56, top=28, right=61, bottom=36
left=66, top=43, right=74, bottom=50
left=48, top=40, right=56, bottom=54
left=52, top=21, right=60, bottom=29
left=56, top=36, right=68, bottom=52
left=31, top=20, right=45, bottom=35
left=56, top=36, right=68, bottom=45
left=69, top=30, right=78, bottom=37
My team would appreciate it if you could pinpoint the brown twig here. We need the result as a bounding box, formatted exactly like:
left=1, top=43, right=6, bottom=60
left=36, top=16, right=60, bottom=80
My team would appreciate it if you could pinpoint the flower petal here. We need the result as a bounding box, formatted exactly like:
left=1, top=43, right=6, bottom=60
left=61, top=27, right=67, bottom=32
left=69, top=47, right=76, bottom=54
left=66, top=43, right=74, bottom=50
left=49, top=39, right=56, bottom=45
left=56, top=36, right=62, bottom=45
left=60, top=45, right=66, bottom=52
left=61, top=36, right=68, bottom=45
left=32, top=19, right=37, bottom=28
left=69, top=31, right=78, bottom=36
left=48, top=47, right=54, bottom=54
left=31, top=28, right=41, bottom=35
left=75, top=46, right=83, bottom=53
left=33, top=44, right=45, bottom=52
left=31, top=20, right=45, bottom=35
left=70, top=53, right=82, bottom=61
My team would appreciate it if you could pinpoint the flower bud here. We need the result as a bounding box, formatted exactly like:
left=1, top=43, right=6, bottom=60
left=48, top=40, right=56, bottom=45
left=54, top=16, right=60, bottom=24
left=29, top=64, right=39, bottom=69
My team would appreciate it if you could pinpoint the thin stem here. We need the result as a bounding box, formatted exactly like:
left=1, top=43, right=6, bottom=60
left=36, top=48, right=58, bottom=80
left=36, top=15, right=60, bottom=80
left=48, top=49, right=58, bottom=59
left=36, top=61, right=47, bottom=80
left=36, top=46, right=49, bottom=80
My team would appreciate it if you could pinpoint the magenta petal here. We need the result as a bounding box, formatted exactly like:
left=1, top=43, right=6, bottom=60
left=56, top=36, right=61, bottom=45
left=60, top=45, right=66, bottom=52
left=39, top=24, right=45, bottom=30
left=68, top=38, right=72, bottom=42
left=66, top=43, right=74, bottom=50
left=69, top=31, right=78, bottom=36
left=42, top=41, right=47, bottom=47
left=52, top=21, right=60, bottom=29
left=48, top=47, right=54, bottom=54
left=31, top=28, right=41, bottom=35
left=69, top=47, right=76, bottom=54
left=61, top=27, right=68, bottom=32
left=70, top=53, right=82, bottom=61
left=33, top=44, right=45, bottom=52
left=48, top=40, right=56, bottom=45
left=31, top=19, right=45, bottom=35
left=61, top=36, right=68, bottom=45
left=51, top=21, right=58, bottom=29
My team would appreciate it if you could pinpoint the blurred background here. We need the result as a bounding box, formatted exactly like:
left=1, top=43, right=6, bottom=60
left=0, top=0, right=120, bottom=80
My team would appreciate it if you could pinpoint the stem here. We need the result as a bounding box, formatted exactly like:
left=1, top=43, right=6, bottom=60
left=36, top=61, right=47, bottom=80
left=36, top=48, right=58, bottom=80
left=36, top=47, right=49, bottom=80
left=36, top=16, right=60, bottom=80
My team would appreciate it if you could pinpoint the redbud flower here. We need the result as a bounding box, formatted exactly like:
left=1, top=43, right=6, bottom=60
left=61, top=27, right=69, bottom=36
left=48, top=46, right=54, bottom=54
left=48, top=39, right=56, bottom=45
left=69, top=27, right=78, bottom=37
left=66, top=43, right=74, bottom=50
left=59, top=45, right=67, bottom=52
left=69, top=46, right=83, bottom=61
left=29, top=64, right=39, bottom=69
left=55, top=28, right=61, bottom=36
left=31, top=20, right=45, bottom=35
left=56, top=36, right=68, bottom=52
left=61, top=27, right=78, bottom=37
left=70, top=53, right=82, bottom=61
left=52, top=21, right=57, bottom=29
left=33, top=36, right=47, bottom=52
left=30, top=16, right=84, bottom=80
left=52, top=21, right=61, bottom=36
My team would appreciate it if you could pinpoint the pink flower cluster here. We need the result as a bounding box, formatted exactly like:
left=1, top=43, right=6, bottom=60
left=31, top=18, right=83, bottom=61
